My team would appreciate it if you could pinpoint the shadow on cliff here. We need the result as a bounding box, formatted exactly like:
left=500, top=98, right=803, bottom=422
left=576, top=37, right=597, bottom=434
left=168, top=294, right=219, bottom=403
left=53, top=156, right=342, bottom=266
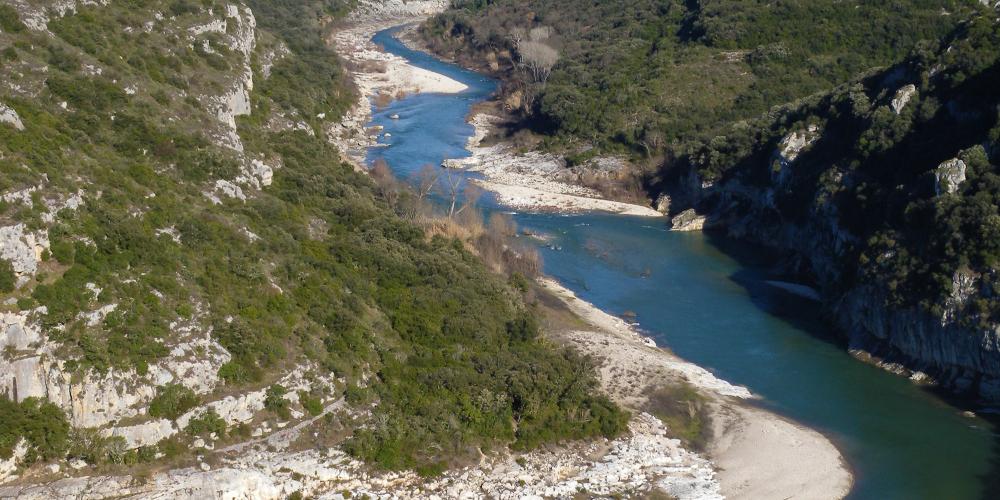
left=701, top=230, right=848, bottom=349
left=701, top=230, right=1000, bottom=499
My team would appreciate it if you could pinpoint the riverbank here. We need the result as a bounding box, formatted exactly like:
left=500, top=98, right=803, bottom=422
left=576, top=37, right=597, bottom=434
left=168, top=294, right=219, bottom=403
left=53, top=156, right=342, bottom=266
left=443, top=113, right=664, bottom=216
left=329, top=6, right=853, bottom=498
left=539, top=279, right=853, bottom=499
left=326, top=1, right=467, bottom=167
left=332, top=2, right=852, bottom=498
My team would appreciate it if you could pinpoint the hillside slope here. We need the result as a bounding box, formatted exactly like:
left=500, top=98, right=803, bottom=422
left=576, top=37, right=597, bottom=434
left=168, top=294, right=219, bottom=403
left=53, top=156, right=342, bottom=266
left=0, top=0, right=625, bottom=483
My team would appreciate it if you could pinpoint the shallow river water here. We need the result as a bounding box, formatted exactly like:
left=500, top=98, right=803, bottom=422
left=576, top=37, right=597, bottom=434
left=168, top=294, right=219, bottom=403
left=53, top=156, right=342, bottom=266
left=365, top=26, right=999, bottom=500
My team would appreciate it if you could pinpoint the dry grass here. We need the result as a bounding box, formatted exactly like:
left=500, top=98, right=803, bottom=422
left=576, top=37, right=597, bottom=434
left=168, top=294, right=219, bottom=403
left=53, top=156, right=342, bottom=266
left=367, top=158, right=542, bottom=279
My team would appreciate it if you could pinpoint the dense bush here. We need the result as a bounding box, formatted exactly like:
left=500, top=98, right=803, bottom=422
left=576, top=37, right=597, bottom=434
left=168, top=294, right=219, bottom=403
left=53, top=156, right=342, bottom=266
left=186, top=409, right=227, bottom=437
left=0, top=259, right=14, bottom=293
left=148, top=384, right=201, bottom=420
left=0, top=397, right=70, bottom=463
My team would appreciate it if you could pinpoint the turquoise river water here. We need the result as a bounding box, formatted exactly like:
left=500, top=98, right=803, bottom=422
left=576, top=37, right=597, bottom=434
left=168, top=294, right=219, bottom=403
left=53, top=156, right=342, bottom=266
left=364, top=26, right=999, bottom=500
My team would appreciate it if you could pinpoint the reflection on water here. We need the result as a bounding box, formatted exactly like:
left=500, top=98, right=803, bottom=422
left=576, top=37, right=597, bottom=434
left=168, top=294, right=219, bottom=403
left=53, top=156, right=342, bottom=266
left=367, top=26, right=999, bottom=500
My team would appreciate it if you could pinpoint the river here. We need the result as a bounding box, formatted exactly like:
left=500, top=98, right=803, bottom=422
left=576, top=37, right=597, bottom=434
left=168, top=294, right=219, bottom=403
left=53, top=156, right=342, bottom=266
left=365, top=26, right=999, bottom=500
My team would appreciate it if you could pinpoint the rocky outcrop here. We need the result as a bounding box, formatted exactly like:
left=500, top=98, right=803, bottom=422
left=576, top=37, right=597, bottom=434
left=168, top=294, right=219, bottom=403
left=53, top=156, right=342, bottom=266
left=773, top=124, right=820, bottom=186
left=677, top=138, right=999, bottom=401
left=0, top=440, right=28, bottom=484
left=891, top=84, right=917, bottom=114
left=2, top=311, right=42, bottom=350
left=1, top=312, right=231, bottom=429
left=777, top=124, right=820, bottom=163
left=5, top=0, right=110, bottom=31
left=838, top=285, right=1000, bottom=401
left=655, top=193, right=671, bottom=214
left=195, top=4, right=257, bottom=152
left=671, top=208, right=706, bottom=231
left=934, top=158, right=967, bottom=195
left=0, top=103, right=24, bottom=130
left=0, top=224, right=49, bottom=287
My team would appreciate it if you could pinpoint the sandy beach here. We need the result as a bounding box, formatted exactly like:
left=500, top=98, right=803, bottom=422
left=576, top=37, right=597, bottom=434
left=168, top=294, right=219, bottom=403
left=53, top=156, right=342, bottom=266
left=540, top=279, right=853, bottom=499
left=444, top=113, right=665, bottom=217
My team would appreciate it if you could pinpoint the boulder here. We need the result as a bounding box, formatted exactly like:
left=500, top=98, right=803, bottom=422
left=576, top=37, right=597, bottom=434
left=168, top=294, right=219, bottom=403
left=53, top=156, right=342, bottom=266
left=654, top=194, right=671, bottom=214
left=934, top=158, right=966, bottom=195
left=0, top=103, right=24, bottom=131
left=671, top=209, right=706, bottom=232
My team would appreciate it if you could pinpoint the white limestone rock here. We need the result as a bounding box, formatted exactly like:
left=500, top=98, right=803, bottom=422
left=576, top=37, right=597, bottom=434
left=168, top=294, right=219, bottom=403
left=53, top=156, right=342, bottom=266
left=1, top=311, right=42, bottom=350
left=0, top=224, right=49, bottom=286
left=655, top=193, right=671, bottom=214
left=671, top=209, right=706, bottom=232
left=205, top=5, right=257, bottom=151
left=81, top=303, right=117, bottom=327
left=104, top=419, right=176, bottom=449
left=1, top=186, right=38, bottom=207
left=771, top=124, right=821, bottom=186
left=213, top=179, right=246, bottom=201
left=778, top=124, right=820, bottom=164
left=0, top=439, right=28, bottom=483
left=235, top=159, right=274, bottom=190
left=0, top=103, right=24, bottom=130
left=891, top=84, right=917, bottom=114
left=935, top=158, right=967, bottom=195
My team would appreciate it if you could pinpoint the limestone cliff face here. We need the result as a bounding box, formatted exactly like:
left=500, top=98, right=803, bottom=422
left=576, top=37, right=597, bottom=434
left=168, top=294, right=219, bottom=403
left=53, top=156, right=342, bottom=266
left=674, top=123, right=1000, bottom=401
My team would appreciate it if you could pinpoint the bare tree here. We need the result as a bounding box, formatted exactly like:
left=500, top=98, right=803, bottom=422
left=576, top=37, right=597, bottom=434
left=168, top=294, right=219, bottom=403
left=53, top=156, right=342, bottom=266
left=370, top=158, right=393, bottom=182
left=443, top=168, right=482, bottom=218
left=488, top=212, right=517, bottom=238
left=640, top=127, right=665, bottom=157
left=508, top=27, right=527, bottom=51
left=369, top=158, right=399, bottom=208
left=416, top=163, right=440, bottom=201
left=528, top=26, right=552, bottom=42
left=518, top=40, right=559, bottom=84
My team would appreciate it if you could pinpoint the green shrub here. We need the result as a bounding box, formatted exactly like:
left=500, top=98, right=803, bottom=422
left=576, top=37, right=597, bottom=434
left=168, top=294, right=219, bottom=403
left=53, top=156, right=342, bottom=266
left=0, top=397, right=70, bottom=462
left=264, top=384, right=290, bottom=419
left=299, top=391, right=324, bottom=416
left=0, top=260, right=15, bottom=293
left=148, top=384, right=200, bottom=420
left=186, top=409, right=227, bottom=438
left=0, top=5, right=26, bottom=33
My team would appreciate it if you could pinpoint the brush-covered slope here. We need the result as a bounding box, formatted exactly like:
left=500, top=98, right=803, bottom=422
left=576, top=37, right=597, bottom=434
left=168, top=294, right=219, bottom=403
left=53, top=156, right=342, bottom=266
left=0, top=0, right=624, bottom=479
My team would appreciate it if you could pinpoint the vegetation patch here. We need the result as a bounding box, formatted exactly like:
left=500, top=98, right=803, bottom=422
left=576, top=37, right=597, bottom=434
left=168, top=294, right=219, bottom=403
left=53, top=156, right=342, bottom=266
left=644, top=384, right=711, bottom=451
left=0, top=397, right=70, bottom=463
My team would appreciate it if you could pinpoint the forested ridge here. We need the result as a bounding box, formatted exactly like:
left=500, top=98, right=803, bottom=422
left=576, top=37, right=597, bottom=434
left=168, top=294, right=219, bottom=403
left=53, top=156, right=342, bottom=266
left=421, top=0, right=1000, bottom=397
